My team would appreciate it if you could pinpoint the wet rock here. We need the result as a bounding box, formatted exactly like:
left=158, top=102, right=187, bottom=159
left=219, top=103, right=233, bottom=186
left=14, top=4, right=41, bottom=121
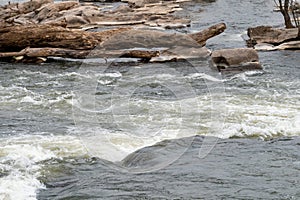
left=211, top=48, right=262, bottom=72
left=254, top=41, right=300, bottom=51
left=150, top=46, right=211, bottom=62
left=247, top=26, right=299, bottom=48
left=276, top=40, right=300, bottom=50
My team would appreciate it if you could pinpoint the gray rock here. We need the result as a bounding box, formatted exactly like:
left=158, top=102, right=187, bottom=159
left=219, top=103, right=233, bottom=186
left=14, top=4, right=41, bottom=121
left=247, top=26, right=299, bottom=47
left=276, top=40, right=300, bottom=50
left=254, top=41, right=300, bottom=51
left=211, top=48, right=262, bottom=72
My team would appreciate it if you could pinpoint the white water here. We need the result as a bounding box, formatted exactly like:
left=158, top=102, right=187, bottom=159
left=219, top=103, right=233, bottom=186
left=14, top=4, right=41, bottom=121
left=2, top=67, right=299, bottom=199
left=0, top=91, right=298, bottom=199
left=73, top=91, right=300, bottom=162
left=0, top=135, right=87, bottom=200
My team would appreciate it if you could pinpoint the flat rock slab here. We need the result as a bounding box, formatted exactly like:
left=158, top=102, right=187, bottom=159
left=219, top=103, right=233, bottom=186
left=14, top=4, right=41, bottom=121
left=247, top=26, right=299, bottom=46
left=254, top=41, right=300, bottom=51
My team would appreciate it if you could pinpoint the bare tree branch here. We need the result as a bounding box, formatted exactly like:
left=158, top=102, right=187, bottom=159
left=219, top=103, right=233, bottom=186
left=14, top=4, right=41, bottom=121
left=275, top=0, right=295, bottom=28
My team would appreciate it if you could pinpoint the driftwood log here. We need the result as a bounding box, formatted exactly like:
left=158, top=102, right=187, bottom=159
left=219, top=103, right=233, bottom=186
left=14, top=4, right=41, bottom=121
left=0, top=23, right=226, bottom=62
left=0, top=25, right=130, bottom=51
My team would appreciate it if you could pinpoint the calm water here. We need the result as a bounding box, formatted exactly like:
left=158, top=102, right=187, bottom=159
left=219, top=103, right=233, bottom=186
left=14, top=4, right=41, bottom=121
left=0, top=0, right=299, bottom=199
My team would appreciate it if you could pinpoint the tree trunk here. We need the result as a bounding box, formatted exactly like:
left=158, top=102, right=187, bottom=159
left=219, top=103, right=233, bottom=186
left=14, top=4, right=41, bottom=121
left=278, top=0, right=295, bottom=28
left=282, top=10, right=295, bottom=28
left=0, top=47, right=159, bottom=59
left=0, top=25, right=96, bottom=51
left=0, top=25, right=133, bottom=52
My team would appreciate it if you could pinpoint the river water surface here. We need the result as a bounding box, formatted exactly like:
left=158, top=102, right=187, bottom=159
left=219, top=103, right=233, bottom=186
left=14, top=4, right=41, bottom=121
left=0, top=0, right=299, bottom=199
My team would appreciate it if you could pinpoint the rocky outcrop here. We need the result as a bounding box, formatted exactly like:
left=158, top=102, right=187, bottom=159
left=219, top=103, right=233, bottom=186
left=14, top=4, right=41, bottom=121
left=0, top=23, right=225, bottom=62
left=0, top=0, right=191, bottom=29
left=247, top=26, right=300, bottom=50
left=0, top=0, right=227, bottom=63
left=211, top=48, right=262, bottom=72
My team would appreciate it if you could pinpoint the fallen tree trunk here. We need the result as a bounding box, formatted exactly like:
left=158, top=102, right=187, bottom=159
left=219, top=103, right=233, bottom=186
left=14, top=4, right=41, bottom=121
left=0, top=47, right=159, bottom=59
left=0, top=47, right=90, bottom=59
left=0, top=23, right=225, bottom=62
left=0, top=25, right=131, bottom=51
left=0, top=25, right=97, bottom=51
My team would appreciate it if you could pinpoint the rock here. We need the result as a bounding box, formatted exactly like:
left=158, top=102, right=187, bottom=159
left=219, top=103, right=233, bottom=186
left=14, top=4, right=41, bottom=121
left=98, top=23, right=225, bottom=50
left=211, top=48, right=262, bottom=72
left=276, top=41, right=300, bottom=50
left=0, top=0, right=52, bottom=22
left=253, top=43, right=276, bottom=51
left=247, top=26, right=299, bottom=47
left=0, top=24, right=225, bottom=62
left=150, top=46, right=211, bottom=62
left=125, top=0, right=161, bottom=8
left=254, top=41, right=300, bottom=51
left=35, top=1, right=79, bottom=23
left=0, top=0, right=226, bottom=63
left=64, top=15, right=89, bottom=28
left=112, top=4, right=133, bottom=13
left=0, top=0, right=192, bottom=29
left=246, top=26, right=300, bottom=51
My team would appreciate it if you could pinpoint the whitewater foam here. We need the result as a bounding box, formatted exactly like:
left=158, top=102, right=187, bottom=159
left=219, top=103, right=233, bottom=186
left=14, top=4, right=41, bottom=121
left=0, top=135, right=87, bottom=200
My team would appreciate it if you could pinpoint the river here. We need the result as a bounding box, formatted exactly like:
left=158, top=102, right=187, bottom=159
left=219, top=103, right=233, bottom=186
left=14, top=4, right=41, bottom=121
left=0, top=0, right=299, bottom=199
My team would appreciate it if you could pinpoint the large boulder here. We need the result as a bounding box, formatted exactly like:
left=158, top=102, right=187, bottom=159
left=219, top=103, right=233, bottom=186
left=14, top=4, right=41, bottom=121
left=211, top=48, right=262, bottom=72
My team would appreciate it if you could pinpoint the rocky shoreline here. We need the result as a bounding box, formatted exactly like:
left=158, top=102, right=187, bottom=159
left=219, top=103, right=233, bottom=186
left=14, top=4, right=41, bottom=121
left=0, top=0, right=228, bottom=63
left=0, top=0, right=191, bottom=29
left=1, top=0, right=298, bottom=72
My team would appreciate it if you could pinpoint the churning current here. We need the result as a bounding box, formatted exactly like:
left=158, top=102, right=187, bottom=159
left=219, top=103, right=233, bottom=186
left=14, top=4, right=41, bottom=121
left=0, top=0, right=299, bottom=199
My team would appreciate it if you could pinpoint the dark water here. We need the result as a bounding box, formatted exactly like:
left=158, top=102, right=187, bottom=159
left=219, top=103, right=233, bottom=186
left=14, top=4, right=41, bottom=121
left=39, top=136, right=300, bottom=199
left=0, top=0, right=299, bottom=199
